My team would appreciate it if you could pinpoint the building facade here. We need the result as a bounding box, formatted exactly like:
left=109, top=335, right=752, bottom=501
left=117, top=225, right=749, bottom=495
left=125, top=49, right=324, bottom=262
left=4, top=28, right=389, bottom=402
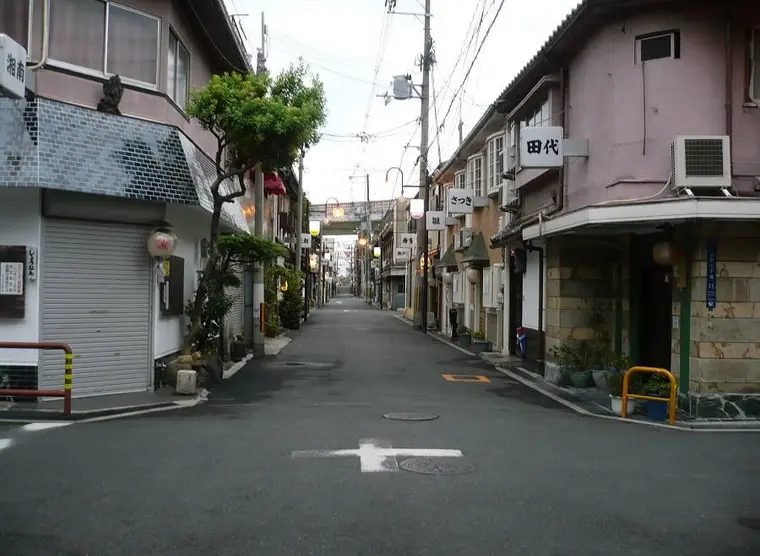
left=436, top=0, right=760, bottom=418
left=0, top=0, right=291, bottom=398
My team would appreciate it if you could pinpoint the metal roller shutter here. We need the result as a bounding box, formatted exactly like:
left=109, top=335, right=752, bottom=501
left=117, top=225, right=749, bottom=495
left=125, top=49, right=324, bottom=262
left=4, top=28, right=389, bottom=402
left=40, top=219, right=152, bottom=397
left=226, top=270, right=244, bottom=340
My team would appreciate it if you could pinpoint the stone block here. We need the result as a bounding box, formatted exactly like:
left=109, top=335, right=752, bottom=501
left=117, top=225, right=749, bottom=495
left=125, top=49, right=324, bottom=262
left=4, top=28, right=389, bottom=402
left=691, top=301, right=755, bottom=319
left=686, top=391, right=760, bottom=419
left=695, top=341, right=760, bottom=360
left=546, top=266, right=572, bottom=280
left=175, top=369, right=198, bottom=395
left=693, top=358, right=760, bottom=383
left=692, top=316, right=760, bottom=343
left=691, top=277, right=754, bottom=302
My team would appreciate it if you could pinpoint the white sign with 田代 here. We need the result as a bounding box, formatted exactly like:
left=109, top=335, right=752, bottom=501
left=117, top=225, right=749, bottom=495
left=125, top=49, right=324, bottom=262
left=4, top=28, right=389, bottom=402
left=426, top=211, right=445, bottom=231
left=520, top=126, right=564, bottom=168
left=447, top=188, right=474, bottom=214
left=0, top=34, right=27, bottom=100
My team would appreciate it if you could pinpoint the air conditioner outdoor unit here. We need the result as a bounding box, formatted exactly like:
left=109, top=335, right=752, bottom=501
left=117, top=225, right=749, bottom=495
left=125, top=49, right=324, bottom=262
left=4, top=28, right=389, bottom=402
left=454, top=231, right=462, bottom=250
left=462, top=227, right=473, bottom=248
left=670, top=135, right=731, bottom=190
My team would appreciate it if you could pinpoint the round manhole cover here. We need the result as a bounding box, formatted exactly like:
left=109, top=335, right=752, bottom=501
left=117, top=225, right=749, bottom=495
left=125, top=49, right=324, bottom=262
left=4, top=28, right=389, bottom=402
left=383, top=412, right=439, bottom=421
left=399, top=457, right=476, bottom=475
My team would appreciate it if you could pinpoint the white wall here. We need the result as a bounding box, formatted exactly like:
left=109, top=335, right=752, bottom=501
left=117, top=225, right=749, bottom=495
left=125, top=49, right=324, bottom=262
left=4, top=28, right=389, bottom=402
left=153, top=205, right=208, bottom=358
left=522, top=247, right=546, bottom=331
left=0, top=189, right=41, bottom=365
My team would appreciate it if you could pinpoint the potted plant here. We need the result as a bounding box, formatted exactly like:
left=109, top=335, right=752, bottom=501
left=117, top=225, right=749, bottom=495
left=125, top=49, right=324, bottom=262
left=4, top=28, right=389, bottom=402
left=606, top=370, right=636, bottom=416
left=470, top=330, right=491, bottom=353
left=594, top=351, right=631, bottom=393
left=230, top=333, right=246, bottom=362
left=643, top=374, right=673, bottom=422
left=457, top=325, right=471, bottom=348
left=548, top=340, right=592, bottom=387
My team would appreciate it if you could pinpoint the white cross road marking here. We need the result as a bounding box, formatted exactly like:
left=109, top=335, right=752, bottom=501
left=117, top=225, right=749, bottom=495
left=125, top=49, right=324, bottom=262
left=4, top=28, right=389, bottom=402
left=335, top=300, right=343, bottom=304
left=291, top=438, right=464, bottom=473
left=22, top=422, right=72, bottom=432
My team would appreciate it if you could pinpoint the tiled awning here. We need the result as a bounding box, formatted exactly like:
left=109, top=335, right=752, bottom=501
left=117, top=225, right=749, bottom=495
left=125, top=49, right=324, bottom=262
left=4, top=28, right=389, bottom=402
left=0, top=97, right=249, bottom=232
left=490, top=220, right=526, bottom=248
left=461, top=232, right=490, bottom=265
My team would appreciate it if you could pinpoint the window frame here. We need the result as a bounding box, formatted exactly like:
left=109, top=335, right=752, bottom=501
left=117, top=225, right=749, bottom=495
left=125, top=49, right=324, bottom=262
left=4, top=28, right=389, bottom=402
left=46, top=0, right=162, bottom=90
left=466, top=154, right=484, bottom=197
left=514, top=95, right=551, bottom=168
left=486, top=132, right=505, bottom=193
left=635, top=30, right=681, bottom=64
left=454, top=170, right=466, bottom=189
left=168, top=27, right=190, bottom=110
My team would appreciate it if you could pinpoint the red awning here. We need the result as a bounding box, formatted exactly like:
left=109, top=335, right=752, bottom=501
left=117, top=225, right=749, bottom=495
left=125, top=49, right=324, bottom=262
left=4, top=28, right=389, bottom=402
left=264, top=172, right=287, bottom=196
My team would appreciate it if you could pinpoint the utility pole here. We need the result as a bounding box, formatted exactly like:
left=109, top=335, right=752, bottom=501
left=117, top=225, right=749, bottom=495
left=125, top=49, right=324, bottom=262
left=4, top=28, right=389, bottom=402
left=252, top=11, right=267, bottom=357
left=365, top=174, right=372, bottom=304
left=295, top=147, right=306, bottom=322
left=413, top=0, right=432, bottom=333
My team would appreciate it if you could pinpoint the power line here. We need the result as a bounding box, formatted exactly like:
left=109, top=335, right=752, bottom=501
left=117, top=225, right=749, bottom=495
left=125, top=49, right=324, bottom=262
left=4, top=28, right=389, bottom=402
left=321, top=118, right=419, bottom=140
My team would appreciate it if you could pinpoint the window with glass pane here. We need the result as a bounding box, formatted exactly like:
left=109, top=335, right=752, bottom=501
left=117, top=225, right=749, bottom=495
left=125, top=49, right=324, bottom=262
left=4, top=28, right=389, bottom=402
left=488, top=136, right=504, bottom=191
left=455, top=172, right=466, bottom=189
left=107, top=4, right=160, bottom=85
left=49, top=0, right=106, bottom=71
left=468, top=157, right=483, bottom=195
left=169, top=31, right=190, bottom=108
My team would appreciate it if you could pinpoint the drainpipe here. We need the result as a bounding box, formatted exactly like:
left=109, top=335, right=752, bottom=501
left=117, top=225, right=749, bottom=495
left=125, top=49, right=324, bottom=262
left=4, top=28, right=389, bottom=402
left=527, top=242, right=545, bottom=373
left=27, top=0, right=50, bottom=71
left=725, top=19, right=733, bottom=144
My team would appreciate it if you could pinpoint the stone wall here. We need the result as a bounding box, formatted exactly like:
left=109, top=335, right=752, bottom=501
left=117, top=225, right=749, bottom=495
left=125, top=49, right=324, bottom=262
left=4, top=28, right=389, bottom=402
left=682, top=223, right=760, bottom=418
left=545, top=237, right=629, bottom=378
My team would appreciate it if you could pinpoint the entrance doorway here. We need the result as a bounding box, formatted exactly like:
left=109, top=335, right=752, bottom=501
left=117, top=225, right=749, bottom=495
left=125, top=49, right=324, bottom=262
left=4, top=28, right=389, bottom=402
left=637, top=263, right=673, bottom=370
left=508, top=257, right=524, bottom=355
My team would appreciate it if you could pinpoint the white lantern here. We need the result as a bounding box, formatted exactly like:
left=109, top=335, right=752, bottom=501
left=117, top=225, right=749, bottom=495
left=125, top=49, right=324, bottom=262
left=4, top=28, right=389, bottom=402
left=442, top=270, right=453, bottom=284
left=147, top=229, right=178, bottom=259
left=466, top=266, right=481, bottom=284
left=409, top=198, right=424, bottom=220
left=373, top=247, right=381, bottom=258
left=309, top=220, right=321, bottom=237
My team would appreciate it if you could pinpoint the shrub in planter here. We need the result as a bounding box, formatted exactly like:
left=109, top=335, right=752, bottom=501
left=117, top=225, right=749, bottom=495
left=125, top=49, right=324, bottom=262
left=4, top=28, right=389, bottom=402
left=470, top=330, right=491, bottom=353
left=279, top=287, right=303, bottom=330
left=606, top=370, right=644, bottom=416
left=549, top=340, right=592, bottom=387
left=457, top=325, right=471, bottom=348
left=644, top=374, right=673, bottom=421
left=230, top=334, right=246, bottom=362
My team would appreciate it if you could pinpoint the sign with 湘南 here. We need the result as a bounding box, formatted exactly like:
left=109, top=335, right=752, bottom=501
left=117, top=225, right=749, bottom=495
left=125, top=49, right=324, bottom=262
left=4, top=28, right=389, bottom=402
left=0, top=262, right=24, bottom=295
left=447, top=189, right=474, bottom=214
left=520, top=126, right=563, bottom=168
left=426, top=211, right=445, bottom=231
left=0, top=34, right=27, bottom=100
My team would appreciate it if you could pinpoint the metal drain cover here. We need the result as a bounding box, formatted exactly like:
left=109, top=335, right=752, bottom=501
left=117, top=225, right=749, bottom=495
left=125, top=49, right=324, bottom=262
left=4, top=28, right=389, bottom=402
left=383, top=412, right=439, bottom=421
left=399, top=457, right=476, bottom=475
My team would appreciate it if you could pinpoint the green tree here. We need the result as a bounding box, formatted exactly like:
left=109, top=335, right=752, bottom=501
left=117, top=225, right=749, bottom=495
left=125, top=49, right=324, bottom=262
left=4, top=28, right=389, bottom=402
left=183, top=62, right=327, bottom=353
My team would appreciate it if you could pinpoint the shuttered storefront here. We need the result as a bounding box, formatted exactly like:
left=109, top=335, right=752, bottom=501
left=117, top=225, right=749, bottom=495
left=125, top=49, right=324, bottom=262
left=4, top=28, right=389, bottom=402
left=226, top=269, right=244, bottom=341
left=40, top=219, right=152, bottom=396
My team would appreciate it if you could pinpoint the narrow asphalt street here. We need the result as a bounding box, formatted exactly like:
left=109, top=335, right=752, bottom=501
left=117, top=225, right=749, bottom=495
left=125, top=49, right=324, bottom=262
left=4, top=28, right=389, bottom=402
left=1, top=295, right=759, bottom=555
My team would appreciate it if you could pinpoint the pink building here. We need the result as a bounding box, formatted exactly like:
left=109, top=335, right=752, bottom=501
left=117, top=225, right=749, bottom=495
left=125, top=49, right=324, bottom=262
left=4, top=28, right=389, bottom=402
left=437, top=0, right=760, bottom=419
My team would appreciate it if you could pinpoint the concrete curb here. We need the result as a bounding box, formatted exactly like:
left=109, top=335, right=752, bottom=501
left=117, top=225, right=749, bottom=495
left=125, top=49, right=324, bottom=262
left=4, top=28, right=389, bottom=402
left=393, top=313, right=760, bottom=433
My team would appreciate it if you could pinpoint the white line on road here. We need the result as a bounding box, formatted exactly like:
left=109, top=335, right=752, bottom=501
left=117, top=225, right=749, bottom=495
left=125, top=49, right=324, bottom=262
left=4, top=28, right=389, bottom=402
left=291, top=438, right=463, bottom=473
left=22, top=422, right=73, bottom=432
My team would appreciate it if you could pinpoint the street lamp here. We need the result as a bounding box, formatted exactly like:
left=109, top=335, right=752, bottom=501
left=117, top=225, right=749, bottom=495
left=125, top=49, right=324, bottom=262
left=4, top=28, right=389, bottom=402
left=323, top=197, right=344, bottom=224
left=385, top=166, right=406, bottom=201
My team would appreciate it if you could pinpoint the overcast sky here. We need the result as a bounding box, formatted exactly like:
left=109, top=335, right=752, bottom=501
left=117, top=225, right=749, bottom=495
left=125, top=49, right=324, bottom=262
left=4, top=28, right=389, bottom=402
left=224, top=0, right=580, bottom=205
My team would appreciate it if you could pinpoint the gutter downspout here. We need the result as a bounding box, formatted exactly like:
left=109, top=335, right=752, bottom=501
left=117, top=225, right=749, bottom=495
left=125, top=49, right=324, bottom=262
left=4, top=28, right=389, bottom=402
left=725, top=18, right=733, bottom=149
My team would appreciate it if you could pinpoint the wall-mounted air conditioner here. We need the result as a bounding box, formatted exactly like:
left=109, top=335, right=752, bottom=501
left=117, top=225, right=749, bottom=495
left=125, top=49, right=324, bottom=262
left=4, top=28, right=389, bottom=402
left=461, top=227, right=473, bottom=249
left=482, top=266, right=503, bottom=309
left=453, top=272, right=464, bottom=304
left=670, top=135, right=731, bottom=191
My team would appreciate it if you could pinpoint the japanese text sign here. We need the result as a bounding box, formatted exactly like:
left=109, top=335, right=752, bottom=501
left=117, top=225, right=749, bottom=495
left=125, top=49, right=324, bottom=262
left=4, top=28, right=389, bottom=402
left=394, top=247, right=411, bottom=262
left=447, top=188, right=474, bottom=215
left=426, top=211, right=445, bottom=231
left=398, top=233, right=416, bottom=249
left=520, top=126, right=563, bottom=168
left=0, top=34, right=27, bottom=99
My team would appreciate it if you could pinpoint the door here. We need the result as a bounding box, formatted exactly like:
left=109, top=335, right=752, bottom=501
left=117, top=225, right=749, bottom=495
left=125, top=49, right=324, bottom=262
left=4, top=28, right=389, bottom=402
left=40, top=219, right=152, bottom=396
left=638, top=264, right=672, bottom=370
left=508, top=258, right=523, bottom=355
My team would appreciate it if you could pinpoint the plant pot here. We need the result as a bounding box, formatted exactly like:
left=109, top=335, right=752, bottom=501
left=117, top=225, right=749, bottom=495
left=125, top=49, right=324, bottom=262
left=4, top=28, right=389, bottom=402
left=230, top=341, right=246, bottom=362
left=459, top=334, right=471, bottom=348
left=469, top=340, right=491, bottom=354
left=568, top=370, right=593, bottom=388
left=592, top=368, right=617, bottom=391
left=645, top=399, right=669, bottom=422
left=609, top=395, right=636, bottom=416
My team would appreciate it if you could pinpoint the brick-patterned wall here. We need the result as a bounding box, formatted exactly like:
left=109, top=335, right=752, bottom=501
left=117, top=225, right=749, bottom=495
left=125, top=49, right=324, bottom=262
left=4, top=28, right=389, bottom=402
left=545, top=238, right=628, bottom=369
left=688, top=224, right=760, bottom=395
